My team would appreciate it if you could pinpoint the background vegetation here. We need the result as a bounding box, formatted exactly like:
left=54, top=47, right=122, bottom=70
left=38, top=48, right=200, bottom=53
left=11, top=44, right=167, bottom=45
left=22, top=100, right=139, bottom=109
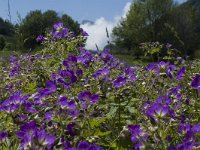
left=0, top=0, right=200, bottom=60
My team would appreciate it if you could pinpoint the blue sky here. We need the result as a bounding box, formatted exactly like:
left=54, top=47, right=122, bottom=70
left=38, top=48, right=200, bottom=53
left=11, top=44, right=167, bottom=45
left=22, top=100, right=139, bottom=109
left=0, top=0, right=186, bottom=24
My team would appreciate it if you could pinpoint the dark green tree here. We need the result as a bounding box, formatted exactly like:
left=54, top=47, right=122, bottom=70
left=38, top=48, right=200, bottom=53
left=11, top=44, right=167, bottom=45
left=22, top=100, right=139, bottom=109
left=112, top=0, right=174, bottom=55
left=61, top=14, right=80, bottom=35
left=0, top=36, right=6, bottom=50
left=0, top=17, right=14, bottom=36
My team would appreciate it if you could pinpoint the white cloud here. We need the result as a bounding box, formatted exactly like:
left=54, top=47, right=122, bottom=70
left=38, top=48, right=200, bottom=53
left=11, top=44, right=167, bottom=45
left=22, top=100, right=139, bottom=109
left=81, top=2, right=131, bottom=50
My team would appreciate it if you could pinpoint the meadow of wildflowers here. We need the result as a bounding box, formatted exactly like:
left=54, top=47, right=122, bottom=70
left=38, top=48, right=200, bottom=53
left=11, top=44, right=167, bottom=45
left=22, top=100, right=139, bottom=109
left=0, top=22, right=199, bottom=150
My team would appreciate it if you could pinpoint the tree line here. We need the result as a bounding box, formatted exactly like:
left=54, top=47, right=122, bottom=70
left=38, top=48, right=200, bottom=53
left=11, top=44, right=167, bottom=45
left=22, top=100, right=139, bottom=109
left=0, top=10, right=80, bottom=51
left=112, top=0, right=200, bottom=58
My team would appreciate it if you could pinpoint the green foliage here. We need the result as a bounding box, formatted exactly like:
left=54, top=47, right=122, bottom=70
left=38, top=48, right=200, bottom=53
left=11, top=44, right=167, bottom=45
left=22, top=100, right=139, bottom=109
left=0, top=17, right=14, bottom=36
left=0, top=36, right=6, bottom=50
left=16, top=10, right=80, bottom=50
left=113, top=0, right=200, bottom=57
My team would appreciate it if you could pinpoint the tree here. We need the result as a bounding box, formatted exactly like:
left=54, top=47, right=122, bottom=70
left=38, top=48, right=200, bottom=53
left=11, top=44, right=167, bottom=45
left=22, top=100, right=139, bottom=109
left=169, top=4, right=199, bottom=56
left=113, top=0, right=175, bottom=55
left=0, top=17, right=14, bottom=36
left=18, top=10, right=44, bottom=49
left=61, top=15, right=80, bottom=35
left=17, top=10, right=80, bottom=50
left=0, top=36, right=6, bottom=50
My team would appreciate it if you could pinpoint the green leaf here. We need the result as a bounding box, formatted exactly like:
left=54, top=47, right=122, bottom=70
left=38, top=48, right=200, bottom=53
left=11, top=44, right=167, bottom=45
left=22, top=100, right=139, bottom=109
left=106, top=107, right=118, bottom=118
left=94, top=130, right=112, bottom=136
left=150, top=48, right=160, bottom=54
left=89, top=117, right=107, bottom=128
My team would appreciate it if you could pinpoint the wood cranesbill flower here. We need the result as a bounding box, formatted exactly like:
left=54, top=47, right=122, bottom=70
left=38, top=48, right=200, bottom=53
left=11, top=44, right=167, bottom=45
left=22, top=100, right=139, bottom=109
left=63, top=55, right=77, bottom=70
left=77, top=141, right=101, bottom=150
left=77, top=50, right=93, bottom=66
left=147, top=63, right=160, bottom=76
left=77, top=141, right=90, bottom=149
left=191, top=74, right=200, bottom=91
left=36, top=35, right=44, bottom=43
left=80, top=28, right=89, bottom=36
left=17, top=121, right=56, bottom=149
left=146, top=102, right=169, bottom=119
left=0, top=131, right=7, bottom=142
left=128, top=124, right=148, bottom=143
left=78, top=91, right=100, bottom=104
left=176, top=66, right=186, bottom=80
left=113, top=75, right=127, bottom=88
left=193, top=124, right=200, bottom=133
left=53, top=22, right=69, bottom=39
left=58, top=96, right=76, bottom=109
left=93, top=67, right=110, bottom=80
left=66, top=122, right=77, bottom=136
left=101, top=49, right=114, bottom=63
left=166, top=65, right=176, bottom=79
left=57, top=70, right=77, bottom=88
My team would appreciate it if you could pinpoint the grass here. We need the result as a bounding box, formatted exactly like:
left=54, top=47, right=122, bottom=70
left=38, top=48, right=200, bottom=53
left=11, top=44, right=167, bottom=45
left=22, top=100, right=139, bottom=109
left=114, top=54, right=150, bottom=66
left=0, top=50, right=20, bottom=59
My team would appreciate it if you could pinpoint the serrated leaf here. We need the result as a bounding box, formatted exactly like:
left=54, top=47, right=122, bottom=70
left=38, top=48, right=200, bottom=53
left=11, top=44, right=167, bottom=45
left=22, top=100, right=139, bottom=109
left=94, top=130, right=112, bottom=136
left=106, top=107, right=118, bottom=118
left=89, top=117, right=107, bottom=128
left=150, top=48, right=160, bottom=54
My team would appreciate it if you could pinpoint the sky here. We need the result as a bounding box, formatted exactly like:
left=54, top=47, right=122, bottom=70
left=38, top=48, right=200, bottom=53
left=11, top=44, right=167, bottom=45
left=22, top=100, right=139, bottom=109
left=0, top=0, right=187, bottom=50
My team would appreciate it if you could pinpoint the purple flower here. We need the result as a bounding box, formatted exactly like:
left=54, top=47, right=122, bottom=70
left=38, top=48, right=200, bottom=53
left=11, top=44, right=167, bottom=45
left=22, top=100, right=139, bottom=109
left=77, top=141, right=101, bottom=150
left=67, top=123, right=77, bottom=136
left=77, top=50, right=93, bottom=66
left=0, top=91, right=26, bottom=113
left=17, top=121, right=56, bottom=149
left=93, top=68, right=110, bottom=79
left=128, top=124, right=148, bottom=143
left=177, top=141, right=197, bottom=150
left=147, top=63, right=160, bottom=76
left=193, top=124, right=200, bottom=133
left=53, top=22, right=69, bottom=39
left=113, top=76, right=126, bottom=88
left=101, top=50, right=114, bottom=63
left=58, top=96, right=68, bottom=108
left=0, top=131, right=7, bottom=141
left=176, top=66, right=186, bottom=80
left=76, top=69, right=83, bottom=77
left=125, top=66, right=137, bottom=81
left=58, top=70, right=77, bottom=88
left=36, top=35, right=44, bottom=43
left=191, top=74, right=200, bottom=91
left=36, top=130, right=56, bottom=146
left=45, top=80, right=57, bottom=94
left=58, top=96, right=76, bottom=109
left=53, top=22, right=63, bottom=29
left=80, top=28, right=89, bottom=36
left=63, top=56, right=77, bottom=69
left=61, top=138, right=75, bottom=149
left=78, top=141, right=90, bottom=149
left=45, top=111, right=53, bottom=121
left=159, top=61, right=169, bottom=69
left=166, top=65, right=176, bottom=79
left=78, top=91, right=100, bottom=104
left=168, top=146, right=176, bottom=150
left=128, top=125, right=142, bottom=142
left=166, top=43, right=172, bottom=49
left=146, top=102, right=169, bottom=118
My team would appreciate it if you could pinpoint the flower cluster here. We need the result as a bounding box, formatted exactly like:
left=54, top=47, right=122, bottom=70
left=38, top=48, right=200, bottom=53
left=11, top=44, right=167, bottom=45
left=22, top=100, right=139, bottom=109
left=0, top=22, right=200, bottom=150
